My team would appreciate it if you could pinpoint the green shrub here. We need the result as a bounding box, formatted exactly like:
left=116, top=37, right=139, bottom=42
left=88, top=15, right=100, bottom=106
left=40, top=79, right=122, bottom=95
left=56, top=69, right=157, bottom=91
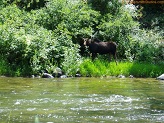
left=87, top=0, right=122, bottom=15
left=0, top=4, right=82, bottom=76
left=61, top=45, right=82, bottom=76
left=126, top=27, right=163, bottom=63
left=35, top=0, right=100, bottom=36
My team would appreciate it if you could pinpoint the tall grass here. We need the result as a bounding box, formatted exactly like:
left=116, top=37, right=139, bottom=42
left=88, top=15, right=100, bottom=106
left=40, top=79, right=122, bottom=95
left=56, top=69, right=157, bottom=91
left=1, top=57, right=163, bottom=78
left=79, top=59, right=164, bottom=77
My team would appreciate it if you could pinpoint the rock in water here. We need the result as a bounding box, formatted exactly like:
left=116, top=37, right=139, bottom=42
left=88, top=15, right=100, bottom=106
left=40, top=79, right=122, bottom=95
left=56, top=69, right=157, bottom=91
left=42, top=73, right=54, bottom=78
left=52, top=67, right=63, bottom=78
left=60, top=75, right=67, bottom=78
left=118, top=74, right=125, bottom=78
left=157, top=74, right=164, bottom=80
left=129, top=75, right=134, bottom=78
left=75, top=74, right=81, bottom=77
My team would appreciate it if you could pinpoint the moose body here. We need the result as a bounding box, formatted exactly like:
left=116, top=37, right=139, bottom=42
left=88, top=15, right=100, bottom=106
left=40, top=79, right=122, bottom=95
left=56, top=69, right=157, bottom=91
left=83, top=38, right=117, bottom=64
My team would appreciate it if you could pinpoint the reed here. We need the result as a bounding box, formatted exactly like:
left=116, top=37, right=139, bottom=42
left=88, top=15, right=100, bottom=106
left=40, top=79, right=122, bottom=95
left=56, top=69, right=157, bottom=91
left=79, top=59, right=164, bottom=77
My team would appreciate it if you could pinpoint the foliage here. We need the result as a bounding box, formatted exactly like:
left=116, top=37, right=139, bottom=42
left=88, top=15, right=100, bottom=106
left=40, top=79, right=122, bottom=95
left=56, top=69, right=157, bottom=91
left=97, top=4, right=163, bottom=62
left=35, top=0, right=100, bottom=36
left=4, top=0, right=47, bottom=11
left=79, top=59, right=164, bottom=78
left=98, top=5, right=139, bottom=58
left=87, top=0, right=122, bottom=15
left=0, top=4, right=81, bottom=76
left=0, top=0, right=163, bottom=77
left=128, top=29, right=163, bottom=62
left=138, top=4, right=164, bottom=30
left=0, top=57, right=8, bottom=76
left=61, top=45, right=82, bottom=76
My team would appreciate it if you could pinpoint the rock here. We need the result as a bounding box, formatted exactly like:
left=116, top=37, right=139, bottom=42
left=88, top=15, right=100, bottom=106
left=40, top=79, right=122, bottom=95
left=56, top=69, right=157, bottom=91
left=52, top=67, right=63, bottom=78
left=75, top=71, right=81, bottom=77
left=129, top=75, right=134, bottom=78
left=118, top=75, right=125, bottom=78
left=157, top=74, right=164, bottom=80
left=75, top=74, right=81, bottom=77
left=0, top=76, right=6, bottom=77
left=60, top=75, right=67, bottom=78
left=31, top=75, right=41, bottom=78
left=36, top=75, right=41, bottom=78
left=42, top=73, right=54, bottom=78
left=31, top=75, right=35, bottom=78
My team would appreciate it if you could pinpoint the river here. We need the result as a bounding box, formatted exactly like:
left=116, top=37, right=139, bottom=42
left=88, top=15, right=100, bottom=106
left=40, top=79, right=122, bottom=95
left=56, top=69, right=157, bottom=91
left=0, top=77, right=164, bottom=123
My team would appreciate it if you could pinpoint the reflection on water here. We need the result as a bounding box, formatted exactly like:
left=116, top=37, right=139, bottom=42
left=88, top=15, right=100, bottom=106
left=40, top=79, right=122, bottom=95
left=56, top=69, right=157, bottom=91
left=0, top=77, right=164, bottom=123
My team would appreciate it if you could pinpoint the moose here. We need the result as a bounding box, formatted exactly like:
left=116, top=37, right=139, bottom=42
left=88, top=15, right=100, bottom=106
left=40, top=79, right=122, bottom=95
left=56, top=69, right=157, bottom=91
left=83, top=38, right=118, bottom=64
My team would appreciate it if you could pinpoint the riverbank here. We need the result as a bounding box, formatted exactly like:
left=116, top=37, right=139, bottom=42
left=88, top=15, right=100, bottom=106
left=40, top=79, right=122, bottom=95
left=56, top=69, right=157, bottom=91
left=0, top=58, right=163, bottom=78
left=79, top=59, right=164, bottom=78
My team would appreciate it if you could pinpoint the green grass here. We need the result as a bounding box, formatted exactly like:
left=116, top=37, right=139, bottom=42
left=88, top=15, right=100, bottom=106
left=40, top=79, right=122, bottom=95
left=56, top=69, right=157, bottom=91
left=79, top=59, right=164, bottom=78
left=0, top=57, right=163, bottom=78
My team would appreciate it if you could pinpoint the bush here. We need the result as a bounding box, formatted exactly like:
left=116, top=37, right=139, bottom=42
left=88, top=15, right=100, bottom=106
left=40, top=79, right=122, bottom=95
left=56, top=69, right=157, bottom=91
left=0, top=4, right=82, bottom=76
left=128, top=29, right=163, bottom=63
left=61, top=45, right=82, bottom=76
left=35, top=0, right=100, bottom=36
left=87, top=0, right=122, bottom=15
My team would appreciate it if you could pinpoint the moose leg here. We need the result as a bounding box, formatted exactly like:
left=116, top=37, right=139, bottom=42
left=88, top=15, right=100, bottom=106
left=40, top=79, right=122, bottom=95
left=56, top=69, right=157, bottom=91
left=91, top=53, right=97, bottom=61
left=113, top=52, right=117, bottom=65
left=108, top=54, right=112, bottom=61
left=110, top=52, right=117, bottom=65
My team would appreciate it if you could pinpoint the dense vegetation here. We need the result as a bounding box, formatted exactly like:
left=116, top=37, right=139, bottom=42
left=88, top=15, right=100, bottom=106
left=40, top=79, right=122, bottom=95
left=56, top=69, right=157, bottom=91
left=0, top=0, right=163, bottom=77
left=80, top=59, right=164, bottom=78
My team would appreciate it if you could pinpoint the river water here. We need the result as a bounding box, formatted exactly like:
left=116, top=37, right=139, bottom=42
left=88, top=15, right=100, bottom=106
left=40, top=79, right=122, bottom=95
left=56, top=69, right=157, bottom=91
left=0, top=77, right=164, bottom=123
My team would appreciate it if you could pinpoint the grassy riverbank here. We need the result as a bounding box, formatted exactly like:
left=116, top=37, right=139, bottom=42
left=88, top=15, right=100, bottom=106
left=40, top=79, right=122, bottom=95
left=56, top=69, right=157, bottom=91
left=0, top=57, right=163, bottom=78
left=79, top=59, right=164, bottom=78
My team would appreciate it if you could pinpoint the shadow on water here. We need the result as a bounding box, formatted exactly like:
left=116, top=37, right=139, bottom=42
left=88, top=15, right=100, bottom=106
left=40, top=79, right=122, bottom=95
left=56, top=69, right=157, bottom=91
left=0, top=77, right=164, bottom=123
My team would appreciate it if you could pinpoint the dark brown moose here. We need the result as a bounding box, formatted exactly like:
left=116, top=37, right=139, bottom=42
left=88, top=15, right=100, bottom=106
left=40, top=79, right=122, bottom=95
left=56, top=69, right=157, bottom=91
left=83, top=38, right=117, bottom=64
